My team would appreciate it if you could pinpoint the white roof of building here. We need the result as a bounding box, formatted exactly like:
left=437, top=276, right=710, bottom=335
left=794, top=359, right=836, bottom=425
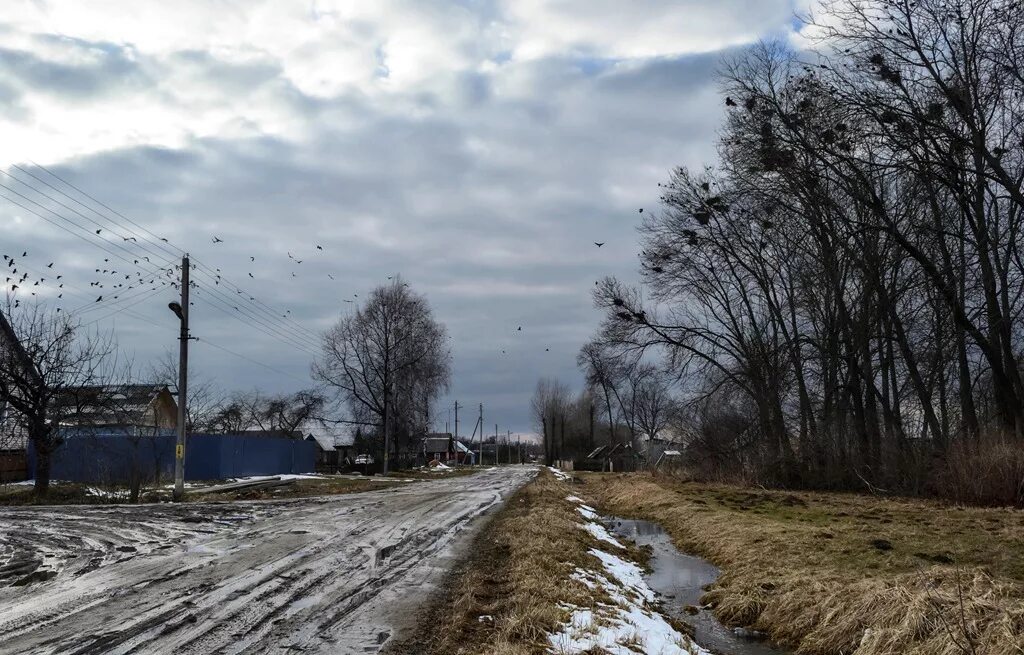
left=300, top=420, right=354, bottom=450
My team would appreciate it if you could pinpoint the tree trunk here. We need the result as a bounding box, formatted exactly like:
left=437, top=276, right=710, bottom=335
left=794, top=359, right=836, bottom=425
left=34, top=448, right=51, bottom=496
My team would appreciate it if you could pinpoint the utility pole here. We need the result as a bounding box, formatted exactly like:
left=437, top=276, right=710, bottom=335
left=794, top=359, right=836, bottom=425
left=494, top=423, right=498, bottom=466
left=589, top=403, right=595, bottom=452
left=477, top=403, right=483, bottom=467
left=453, top=401, right=459, bottom=464
left=560, top=416, right=566, bottom=467
left=506, top=430, right=511, bottom=465
left=172, top=255, right=190, bottom=502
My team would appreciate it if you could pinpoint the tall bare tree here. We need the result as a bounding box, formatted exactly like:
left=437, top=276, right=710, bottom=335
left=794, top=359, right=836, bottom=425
left=314, top=279, right=451, bottom=468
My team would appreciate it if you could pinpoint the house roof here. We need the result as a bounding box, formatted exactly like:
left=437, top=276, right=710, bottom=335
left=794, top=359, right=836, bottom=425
left=53, top=384, right=174, bottom=427
left=423, top=436, right=454, bottom=453
left=298, top=419, right=354, bottom=449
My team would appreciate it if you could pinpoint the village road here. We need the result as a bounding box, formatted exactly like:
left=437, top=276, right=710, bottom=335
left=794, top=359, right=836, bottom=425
left=0, top=466, right=536, bottom=654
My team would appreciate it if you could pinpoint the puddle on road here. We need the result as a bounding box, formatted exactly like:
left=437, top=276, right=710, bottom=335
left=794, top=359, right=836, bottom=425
left=607, top=518, right=791, bottom=655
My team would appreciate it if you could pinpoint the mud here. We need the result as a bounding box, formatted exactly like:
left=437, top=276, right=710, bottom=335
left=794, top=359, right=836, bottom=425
left=0, top=467, right=535, bottom=654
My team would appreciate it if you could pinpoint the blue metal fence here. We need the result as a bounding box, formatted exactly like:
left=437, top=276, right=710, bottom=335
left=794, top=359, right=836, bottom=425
left=27, top=432, right=316, bottom=483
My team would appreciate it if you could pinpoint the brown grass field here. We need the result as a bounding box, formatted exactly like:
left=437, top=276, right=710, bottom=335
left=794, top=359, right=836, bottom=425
left=578, top=472, right=1024, bottom=655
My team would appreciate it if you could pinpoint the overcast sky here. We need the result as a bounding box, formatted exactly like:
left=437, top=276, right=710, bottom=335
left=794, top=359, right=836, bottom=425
left=0, top=1, right=809, bottom=438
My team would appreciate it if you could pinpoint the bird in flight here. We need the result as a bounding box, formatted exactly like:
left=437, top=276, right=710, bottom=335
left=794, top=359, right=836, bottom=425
left=638, top=208, right=643, bottom=214
left=95, top=229, right=102, bottom=235
left=250, top=256, right=255, bottom=262
left=316, top=245, right=323, bottom=251
left=725, top=97, right=737, bottom=107
left=248, top=273, right=254, bottom=278
left=328, top=274, right=335, bottom=280
left=517, top=326, right=522, bottom=331
left=594, top=242, right=604, bottom=248
left=95, top=296, right=102, bottom=302
left=123, top=236, right=137, bottom=242
left=212, top=236, right=223, bottom=244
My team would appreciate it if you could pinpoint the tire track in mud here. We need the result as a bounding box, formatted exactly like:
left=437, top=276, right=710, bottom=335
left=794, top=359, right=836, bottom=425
left=0, top=467, right=536, bottom=655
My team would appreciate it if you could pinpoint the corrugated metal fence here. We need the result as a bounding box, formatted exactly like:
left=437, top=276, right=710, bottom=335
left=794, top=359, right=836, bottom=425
left=27, top=433, right=316, bottom=483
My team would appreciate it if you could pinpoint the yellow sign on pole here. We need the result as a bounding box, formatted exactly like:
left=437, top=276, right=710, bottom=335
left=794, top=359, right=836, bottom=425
left=176, top=444, right=184, bottom=459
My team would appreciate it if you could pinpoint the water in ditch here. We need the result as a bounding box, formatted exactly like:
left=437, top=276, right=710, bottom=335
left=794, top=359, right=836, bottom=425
left=607, top=518, right=791, bottom=655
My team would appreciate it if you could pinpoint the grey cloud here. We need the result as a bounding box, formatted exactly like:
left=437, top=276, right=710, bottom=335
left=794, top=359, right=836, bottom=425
left=1, top=26, right=770, bottom=434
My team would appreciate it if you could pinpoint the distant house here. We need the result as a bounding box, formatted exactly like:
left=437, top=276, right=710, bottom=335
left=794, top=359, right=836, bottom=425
left=300, top=420, right=354, bottom=473
left=55, top=384, right=178, bottom=437
left=576, top=442, right=639, bottom=472
left=643, top=428, right=691, bottom=469
left=422, top=433, right=475, bottom=465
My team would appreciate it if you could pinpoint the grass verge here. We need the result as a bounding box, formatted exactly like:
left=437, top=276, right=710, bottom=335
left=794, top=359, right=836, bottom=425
left=389, top=469, right=608, bottom=655
left=579, top=472, right=1024, bottom=655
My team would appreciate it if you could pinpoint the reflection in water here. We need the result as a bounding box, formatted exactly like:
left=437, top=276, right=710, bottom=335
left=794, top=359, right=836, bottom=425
left=607, top=518, right=791, bottom=655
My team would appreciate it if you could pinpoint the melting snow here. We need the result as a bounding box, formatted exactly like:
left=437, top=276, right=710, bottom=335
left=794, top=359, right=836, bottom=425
left=549, top=492, right=708, bottom=655
left=547, top=467, right=572, bottom=481
left=549, top=548, right=709, bottom=655
left=580, top=521, right=625, bottom=550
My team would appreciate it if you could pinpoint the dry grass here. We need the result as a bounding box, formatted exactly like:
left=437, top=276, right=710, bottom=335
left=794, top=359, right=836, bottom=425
left=193, top=476, right=394, bottom=501
left=0, top=476, right=398, bottom=505
left=391, top=469, right=604, bottom=655
left=386, top=467, right=480, bottom=480
left=580, top=472, right=1024, bottom=655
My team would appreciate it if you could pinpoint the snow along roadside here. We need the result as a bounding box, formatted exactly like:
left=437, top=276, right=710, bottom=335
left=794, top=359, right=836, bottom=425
left=546, top=479, right=711, bottom=655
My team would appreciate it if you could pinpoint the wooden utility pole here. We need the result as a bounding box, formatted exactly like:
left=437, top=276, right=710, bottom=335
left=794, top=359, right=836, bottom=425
left=477, top=403, right=483, bottom=467
left=453, top=400, right=460, bottom=464
left=589, top=403, right=595, bottom=452
left=172, top=255, right=190, bottom=502
left=560, top=415, right=566, bottom=467
left=494, top=423, right=498, bottom=466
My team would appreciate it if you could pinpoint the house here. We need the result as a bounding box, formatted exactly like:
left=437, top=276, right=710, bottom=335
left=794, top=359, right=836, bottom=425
left=0, top=310, right=35, bottom=481
left=575, top=442, right=639, bottom=472
left=54, top=384, right=178, bottom=437
left=642, top=427, right=691, bottom=469
left=422, top=433, right=475, bottom=465
left=300, top=420, right=354, bottom=473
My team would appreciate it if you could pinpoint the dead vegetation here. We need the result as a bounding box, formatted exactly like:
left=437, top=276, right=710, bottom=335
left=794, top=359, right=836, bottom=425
left=391, top=469, right=602, bottom=655
left=0, top=475, right=397, bottom=505
left=581, top=473, right=1024, bottom=655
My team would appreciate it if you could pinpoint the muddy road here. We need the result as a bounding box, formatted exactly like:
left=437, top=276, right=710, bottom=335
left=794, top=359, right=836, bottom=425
left=0, top=467, right=535, bottom=654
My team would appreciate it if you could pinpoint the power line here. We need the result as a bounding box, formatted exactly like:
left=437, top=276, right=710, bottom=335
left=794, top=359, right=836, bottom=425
left=21, top=162, right=323, bottom=342
left=10, top=163, right=325, bottom=351
left=195, top=337, right=312, bottom=384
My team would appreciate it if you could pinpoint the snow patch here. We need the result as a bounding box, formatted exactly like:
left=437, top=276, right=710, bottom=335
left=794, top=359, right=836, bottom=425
left=548, top=547, right=708, bottom=655
left=580, top=521, right=625, bottom=549
left=547, top=466, right=572, bottom=481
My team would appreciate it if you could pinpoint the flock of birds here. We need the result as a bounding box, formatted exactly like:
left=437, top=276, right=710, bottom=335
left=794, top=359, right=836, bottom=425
left=5, top=203, right=649, bottom=362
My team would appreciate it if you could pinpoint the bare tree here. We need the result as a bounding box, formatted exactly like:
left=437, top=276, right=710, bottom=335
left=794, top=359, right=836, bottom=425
left=314, top=279, right=451, bottom=469
left=580, top=0, right=1024, bottom=502
left=530, top=377, right=571, bottom=463
left=0, top=301, right=115, bottom=495
left=149, top=349, right=222, bottom=433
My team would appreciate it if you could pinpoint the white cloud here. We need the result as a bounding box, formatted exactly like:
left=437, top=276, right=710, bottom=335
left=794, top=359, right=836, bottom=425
left=0, top=0, right=803, bottom=432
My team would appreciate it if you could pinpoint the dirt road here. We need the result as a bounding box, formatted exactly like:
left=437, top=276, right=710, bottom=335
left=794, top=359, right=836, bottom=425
left=0, top=467, right=535, bottom=654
